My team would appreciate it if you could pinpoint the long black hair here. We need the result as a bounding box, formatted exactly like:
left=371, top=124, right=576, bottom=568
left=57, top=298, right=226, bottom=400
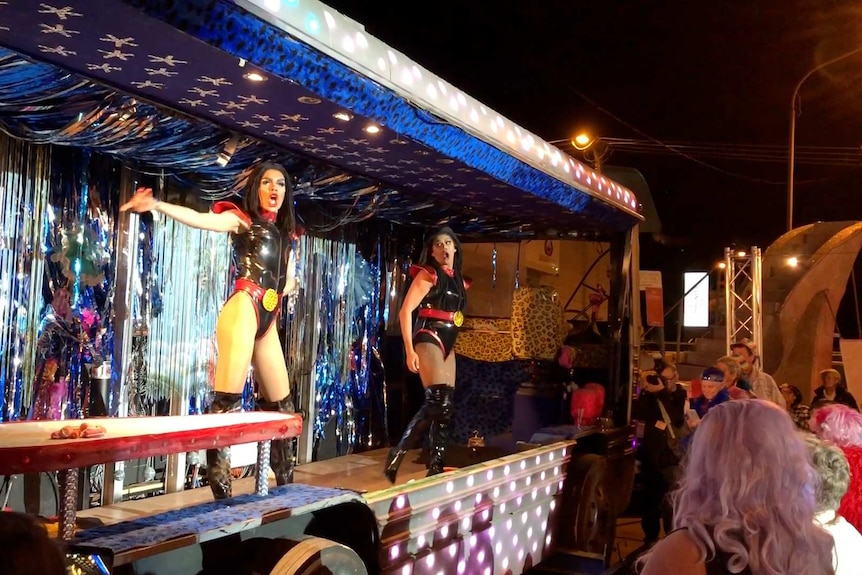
left=418, top=226, right=466, bottom=302
left=241, top=162, right=295, bottom=235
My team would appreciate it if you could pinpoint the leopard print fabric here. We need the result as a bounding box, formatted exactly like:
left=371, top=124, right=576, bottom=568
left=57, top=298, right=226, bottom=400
left=511, top=286, right=568, bottom=361
left=454, top=318, right=513, bottom=362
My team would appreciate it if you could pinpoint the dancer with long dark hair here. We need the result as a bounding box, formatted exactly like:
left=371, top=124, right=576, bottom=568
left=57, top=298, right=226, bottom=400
left=384, top=227, right=468, bottom=483
left=121, top=162, right=298, bottom=499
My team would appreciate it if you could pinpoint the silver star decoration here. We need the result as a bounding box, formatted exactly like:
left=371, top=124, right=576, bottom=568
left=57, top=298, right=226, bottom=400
left=403, top=169, right=420, bottom=175
left=457, top=167, right=473, bottom=172
left=274, top=124, right=299, bottom=132
left=238, top=95, right=268, bottom=105
left=38, top=4, right=82, bottom=20
left=178, top=98, right=207, bottom=108
left=237, top=120, right=260, bottom=129
left=98, top=49, right=133, bottom=61
left=150, top=55, right=187, bottom=67
left=367, top=147, right=388, bottom=154
left=303, top=135, right=325, bottom=142
left=346, top=161, right=365, bottom=167
left=38, top=44, right=76, bottom=57
left=397, top=159, right=416, bottom=165
left=324, top=143, right=345, bottom=150
left=305, top=147, right=324, bottom=155
left=39, top=23, right=79, bottom=37
left=188, top=87, right=218, bottom=98
left=366, top=156, right=385, bottom=163
left=435, top=174, right=453, bottom=180
left=280, top=113, right=307, bottom=122
left=86, top=62, right=121, bottom=73
left=318, top=127, right=343, bottom=135
left=212, top=110, right=234, bottom=117
left=218, top=100, right=246, bottom=111
left=347, top=138, right=368, bottom=146
left=252, top=114, right=273, bottom=122
left=131, top=80, right=165, bottom=89
left=198, top=75, right=232, bottom=86
left=264, top=130, right=288, bottom=138
left=145, top=67, right=178, bottom=77
left=100, top=34, right=137, bottom=48
left=0, top=26, right=7, bottom=32
left=451, top=183, right=467, bottom=188
left=343, top=151, right=361, bottom=157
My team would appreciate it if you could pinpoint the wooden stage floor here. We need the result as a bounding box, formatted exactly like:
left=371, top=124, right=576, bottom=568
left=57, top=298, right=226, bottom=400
left=77, top=448, right=427, bottom=527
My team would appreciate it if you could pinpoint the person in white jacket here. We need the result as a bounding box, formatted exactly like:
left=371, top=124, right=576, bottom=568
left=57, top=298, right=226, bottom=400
left=804, top=433, right=862, bottom=575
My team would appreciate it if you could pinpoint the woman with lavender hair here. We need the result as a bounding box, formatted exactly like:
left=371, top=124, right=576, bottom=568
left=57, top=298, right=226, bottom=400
left=640, top=400, right=835, bottom=575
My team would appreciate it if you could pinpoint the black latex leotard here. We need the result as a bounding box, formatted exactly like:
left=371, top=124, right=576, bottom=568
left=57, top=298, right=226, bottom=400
left=215, top=202, right=291, bottom=339
left=411, top=263, right=468, bottom=358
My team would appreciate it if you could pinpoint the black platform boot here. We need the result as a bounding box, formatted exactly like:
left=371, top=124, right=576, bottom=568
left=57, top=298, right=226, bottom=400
left=206, top=392, right=243, bottom=500
left=427, top=386, right=454, bottom=476
left=256, top=396, right=296, bottom=485
left=384, top=384, right=450, bottom=484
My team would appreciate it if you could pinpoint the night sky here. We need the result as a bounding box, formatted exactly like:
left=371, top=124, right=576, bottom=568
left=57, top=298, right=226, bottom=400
left=323, top=0, right=862, bottom=273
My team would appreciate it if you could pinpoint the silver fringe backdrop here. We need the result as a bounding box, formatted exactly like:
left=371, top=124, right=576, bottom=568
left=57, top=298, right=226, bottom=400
left=0, top=137, right=50, bottom=421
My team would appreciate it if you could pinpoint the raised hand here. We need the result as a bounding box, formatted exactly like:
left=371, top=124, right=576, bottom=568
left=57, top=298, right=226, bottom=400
left=120, top=187, right=158, bottom=213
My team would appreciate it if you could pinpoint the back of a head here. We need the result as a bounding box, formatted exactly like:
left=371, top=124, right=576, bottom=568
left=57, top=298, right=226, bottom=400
left=673, top=400, right=834, bottom=575
left=0, top=512, right=66, bottom=575
left=810, top=403, right=862, bottom=448
left=804, top=433, right=851, bottom=514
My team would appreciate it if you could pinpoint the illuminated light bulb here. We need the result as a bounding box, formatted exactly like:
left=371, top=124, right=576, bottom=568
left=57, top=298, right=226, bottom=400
left=549, top=452, right=555, bottom=462
left=513, top=535, right=519, bottom=546
left=390, top=546, right=399, bottom=559
left=427, top=83, right=438, bottom=99
left=554, top=467, right=559, bottom=476
left=323, top=11, right=336, bottom=28
left=504, top=465, right=510, bottom=476
left=400, top=68, right=413, bottom=85
left=441, top=526, right=449, bottom=538
left=532, top=489, right=538, bottom=500
left=489, top=527, right=495, bottom=538
left=541, top=520, right=547, bottom=531
left=426, top=554, right=434, bottom=567
left=449, top=543, right=457, bottom=557
left=457, top=92, right=467, bottom=106
left=738, top=251, right=747, bottom=257
left=377, top=57, right=386, bottom=71
left=500, top=503, right=506, bottom=513
left=528, top=527, right=533, bottom=538
left=364, top=124, right=380, bottom=134
left=562, top=448, right=567, bottom=457
left=493, top=487, right=500, bottom=497
left=396, top=495, right=405, bottom=509
left=516, top=496, right=523, bottom=506
left=332, top=111, right=352, bottom=122
left=586, top=177, right=592, bottom=185
left=446, top=482, right=454, bottom=494
left=563, top=163, right=570, bottom=173
left=523, top=512, right=529, bottom=524
left=458, top=561, right=466, bottom=574
left=462, top=517, right=470, bottom=530
left=546, top=535, right=552, bottom=545
left=455, top=500, right=462, bottom=512
left=264, top=0, right=281, bottom=10
left=470, top=535, right=477, bottom=547
left=449, top=96, right=459, bottom=110
left=341, top=35, right=356, bottom=52
left=243, top=71, right=266, bottom=82
left=532, top=542, right=538, bottom=553
left=536, top=507, right=542, bottom=517
left=418, top=535, right=426, bottom=547
left=541, top=471, right=546, bottom=481
left=475, top=493, right=482, bottom=504
left=535, top=456, right=541, bottom=465
left=432, top=507, right=441, bottom=519
left=478, top=551, right=485, bottom=562
left=503, top=557, right=509, bottom=569
left=506, top=518, right=513, bottom=530
left=506, top=130, right=516, bottom=143
left=509, top=481, right=517, bottom=492
left=487, top=470, right=494, bottom=481
left=470, top=108, right=480, bottom=122
left=482, top=509, right=490, bottom=521
left=355, top=32, right=368, bottom=49
left=520, top=460, right=527, bottom=470
left=306, top=14, right=320, bottom=33
left=525, top=476, right=532, bottom=486
left=484, top=568, right=491, bottom=575
left=402, top=566, right=410, bottom=575
left=467, top=475, right=474, bottom=487
left=519, top=549, right=525, bottom=561
left=387, top=50, right=398, bottom=65
left=496, top=542, right=502, bottom=554
left=787, top=256, right=799, bottom=267
left=550, top=500, right=556, bottom=511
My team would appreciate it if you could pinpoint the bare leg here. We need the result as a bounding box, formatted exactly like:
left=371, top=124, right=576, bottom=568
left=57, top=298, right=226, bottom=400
left=214, top=294, right=258, bottom=393
left=251, top=326, right=290, bottom=401
left=207, top=293, right=257, bottom=499
left=252, top=326, right=295, bottom=485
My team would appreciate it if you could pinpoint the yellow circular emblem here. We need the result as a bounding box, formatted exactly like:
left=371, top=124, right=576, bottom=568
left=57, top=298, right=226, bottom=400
left=453, top=310, right=464, bottom=327
left=262, top=288, right=279, bottom=312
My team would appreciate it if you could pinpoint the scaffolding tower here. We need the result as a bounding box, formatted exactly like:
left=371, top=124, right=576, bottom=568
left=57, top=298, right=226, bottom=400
left=724, top=247, right=763, bottom=364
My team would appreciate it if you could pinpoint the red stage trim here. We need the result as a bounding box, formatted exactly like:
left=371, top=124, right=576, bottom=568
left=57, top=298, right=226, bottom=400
left=0, top=412, right=302, bottom=475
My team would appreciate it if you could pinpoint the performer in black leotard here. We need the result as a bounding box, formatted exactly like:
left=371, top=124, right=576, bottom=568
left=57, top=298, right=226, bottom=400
left=384, top=226, right=469, bottom=483
left=121, top=162, right=298, bottom=499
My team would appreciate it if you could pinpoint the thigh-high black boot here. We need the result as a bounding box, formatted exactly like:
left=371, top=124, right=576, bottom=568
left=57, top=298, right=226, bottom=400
left=206, top=392, right=243, bottom=499
left=384, top=384, right=449, bottom=484
left=256, top=396, right=296, bottom=485
left=426, top=386, right=454, bottom=476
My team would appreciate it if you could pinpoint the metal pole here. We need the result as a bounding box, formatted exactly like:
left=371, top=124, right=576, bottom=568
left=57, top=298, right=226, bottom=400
left=787, top=46, right=862, bottom=232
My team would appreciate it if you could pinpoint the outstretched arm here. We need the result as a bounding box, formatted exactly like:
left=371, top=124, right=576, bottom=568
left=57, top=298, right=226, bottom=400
left=399, top=271, right=433, bottom=373
left=120, top=187, right=248, bottom=234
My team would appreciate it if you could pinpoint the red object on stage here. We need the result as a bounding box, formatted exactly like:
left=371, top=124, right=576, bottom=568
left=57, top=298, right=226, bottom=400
left=570, top=384, right=605, bottom=425
left=0, top=412, right=301, bottom=475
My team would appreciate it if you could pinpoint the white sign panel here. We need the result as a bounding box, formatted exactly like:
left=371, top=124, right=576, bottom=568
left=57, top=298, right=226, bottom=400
left=683, top=272, right=709, bottom=328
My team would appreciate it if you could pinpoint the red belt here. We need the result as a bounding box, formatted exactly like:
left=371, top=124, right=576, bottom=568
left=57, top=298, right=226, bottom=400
left=418, top=309, right=455, bottom=321
left=235, top=278, right=280, bottom=312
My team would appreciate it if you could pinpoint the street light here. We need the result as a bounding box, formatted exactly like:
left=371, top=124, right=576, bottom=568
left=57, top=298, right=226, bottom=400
left=569, top=132, right=608, bottom=172
left=786, top=46, right=862, bottom=232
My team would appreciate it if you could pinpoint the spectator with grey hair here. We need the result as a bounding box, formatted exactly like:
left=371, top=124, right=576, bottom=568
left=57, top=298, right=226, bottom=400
left=814, top=369, right=858, bottom=412
left=804, top=434, right=862, bottom=575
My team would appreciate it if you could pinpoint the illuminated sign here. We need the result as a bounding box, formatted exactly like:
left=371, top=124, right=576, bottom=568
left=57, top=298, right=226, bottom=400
left=683, top=272, right=709, bottom=328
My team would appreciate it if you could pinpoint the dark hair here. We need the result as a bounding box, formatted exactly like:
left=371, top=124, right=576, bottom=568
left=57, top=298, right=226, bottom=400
left=0, top=512, right=66, bottom=575
left=780, top=384, right=803, bottom=408
left=419, top=226, right=463, bottom=272
left=241, top=162, right=295, bottom=235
